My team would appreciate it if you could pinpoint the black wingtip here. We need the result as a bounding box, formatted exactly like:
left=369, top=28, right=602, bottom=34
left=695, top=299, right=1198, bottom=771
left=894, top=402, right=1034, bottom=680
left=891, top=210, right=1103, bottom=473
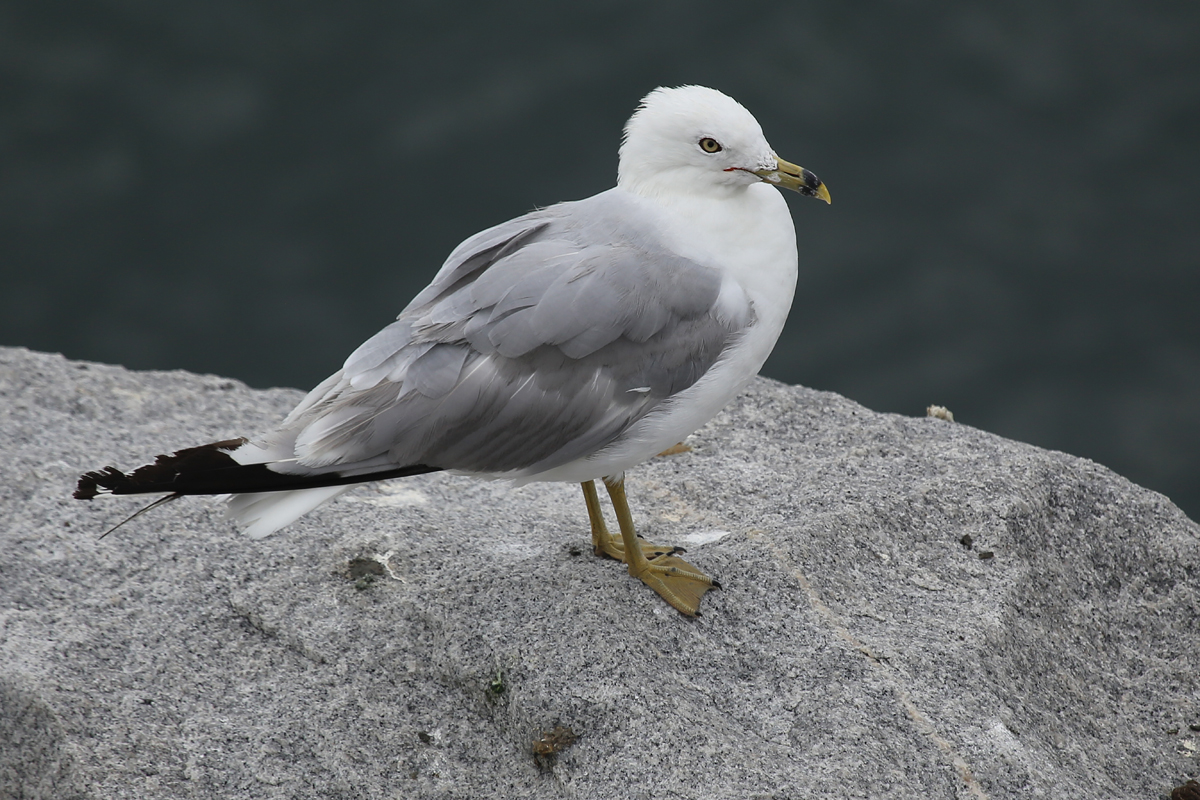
left=74, top=466, right=128, bottom=499
left=74, top=436, right=443, bottom=499
left=74, top=437, right=250, bottom=499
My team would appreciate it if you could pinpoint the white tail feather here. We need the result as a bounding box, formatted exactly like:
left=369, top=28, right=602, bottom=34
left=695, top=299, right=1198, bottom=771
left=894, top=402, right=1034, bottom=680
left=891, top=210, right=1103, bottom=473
left=226, top=486, right=350, bottom=539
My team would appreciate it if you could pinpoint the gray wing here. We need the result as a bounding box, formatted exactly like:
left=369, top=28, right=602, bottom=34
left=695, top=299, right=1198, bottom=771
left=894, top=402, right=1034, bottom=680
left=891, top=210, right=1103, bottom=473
left=270, top=191, right=755, bottom=476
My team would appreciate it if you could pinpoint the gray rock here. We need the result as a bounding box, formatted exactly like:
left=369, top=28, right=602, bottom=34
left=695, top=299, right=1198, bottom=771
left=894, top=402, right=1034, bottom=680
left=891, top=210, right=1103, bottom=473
left=1, top=345, right=1197, bottom=799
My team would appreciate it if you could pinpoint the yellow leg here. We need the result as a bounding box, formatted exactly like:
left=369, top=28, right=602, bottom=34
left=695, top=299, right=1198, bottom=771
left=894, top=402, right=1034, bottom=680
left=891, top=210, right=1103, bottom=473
left=581, top=479, right=677, bottom=562
left=581, top=479, right=614, bottom=557
left=578, top=477, right=719, bottom=616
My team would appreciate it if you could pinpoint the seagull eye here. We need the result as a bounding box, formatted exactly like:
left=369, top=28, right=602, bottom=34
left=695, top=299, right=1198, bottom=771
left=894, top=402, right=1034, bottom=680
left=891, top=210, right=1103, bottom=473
left=698, top=137, right=722, bottom=153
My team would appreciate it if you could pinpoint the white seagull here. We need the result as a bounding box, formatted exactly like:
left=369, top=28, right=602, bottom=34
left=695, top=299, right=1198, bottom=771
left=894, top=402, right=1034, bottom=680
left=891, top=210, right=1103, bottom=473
left=76, top=85, right=830, bottom=616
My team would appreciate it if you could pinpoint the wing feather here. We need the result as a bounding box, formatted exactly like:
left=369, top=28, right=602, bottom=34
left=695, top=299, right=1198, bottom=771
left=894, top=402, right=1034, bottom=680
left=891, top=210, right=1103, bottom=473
left=264, top=191, right=755, bottom=477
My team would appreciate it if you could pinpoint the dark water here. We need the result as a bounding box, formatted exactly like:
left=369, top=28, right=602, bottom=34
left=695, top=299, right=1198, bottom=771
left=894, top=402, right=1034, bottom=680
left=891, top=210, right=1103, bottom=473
left=4, top=2, right=1198, bottom=519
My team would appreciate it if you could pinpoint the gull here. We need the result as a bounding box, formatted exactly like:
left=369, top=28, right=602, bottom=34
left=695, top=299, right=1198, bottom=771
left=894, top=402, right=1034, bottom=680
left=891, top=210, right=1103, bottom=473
left=75, top=85, right=830, bottom=617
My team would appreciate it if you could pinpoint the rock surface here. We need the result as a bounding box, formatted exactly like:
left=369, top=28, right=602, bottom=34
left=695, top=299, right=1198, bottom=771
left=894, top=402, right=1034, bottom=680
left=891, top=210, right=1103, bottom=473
left=1, top=345, right=1197, bottom=799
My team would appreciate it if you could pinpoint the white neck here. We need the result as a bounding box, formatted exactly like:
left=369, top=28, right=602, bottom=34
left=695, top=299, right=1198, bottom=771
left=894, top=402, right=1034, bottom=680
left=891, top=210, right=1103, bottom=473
left=629, top=183, right=798, bottom=332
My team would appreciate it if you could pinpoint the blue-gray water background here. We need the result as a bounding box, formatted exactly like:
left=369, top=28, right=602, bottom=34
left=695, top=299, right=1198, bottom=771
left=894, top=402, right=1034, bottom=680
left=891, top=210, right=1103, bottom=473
left=4, top=2, right=1198, bottom=519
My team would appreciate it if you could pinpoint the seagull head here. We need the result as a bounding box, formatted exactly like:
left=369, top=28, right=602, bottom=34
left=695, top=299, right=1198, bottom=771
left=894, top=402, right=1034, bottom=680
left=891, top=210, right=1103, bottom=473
left=618, top=85, right=830, bottom=204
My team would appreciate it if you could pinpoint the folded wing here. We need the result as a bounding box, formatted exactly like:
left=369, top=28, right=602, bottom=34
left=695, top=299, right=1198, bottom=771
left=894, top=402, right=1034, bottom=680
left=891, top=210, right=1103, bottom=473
left=271, top=191, right=756, bottom=479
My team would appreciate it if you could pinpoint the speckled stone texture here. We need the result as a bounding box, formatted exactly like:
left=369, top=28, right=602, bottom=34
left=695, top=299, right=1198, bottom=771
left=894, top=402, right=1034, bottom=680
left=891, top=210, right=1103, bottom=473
left=2, top=346, right=1197, bottom=799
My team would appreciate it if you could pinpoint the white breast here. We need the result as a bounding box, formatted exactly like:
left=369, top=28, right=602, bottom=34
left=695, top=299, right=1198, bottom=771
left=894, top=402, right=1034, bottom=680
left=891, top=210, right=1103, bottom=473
left=520, top=183, right=798, bottom=485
